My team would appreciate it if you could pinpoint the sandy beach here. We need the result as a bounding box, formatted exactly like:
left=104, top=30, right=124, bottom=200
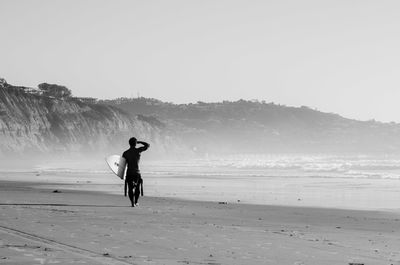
left=1, top=174, right=400, bottom=265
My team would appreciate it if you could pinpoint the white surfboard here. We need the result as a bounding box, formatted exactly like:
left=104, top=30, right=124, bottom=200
left=105, top=155, right=127, bottom=180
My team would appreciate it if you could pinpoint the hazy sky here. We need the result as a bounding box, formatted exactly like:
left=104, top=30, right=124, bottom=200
left=1, top=0, right=400, bottom=122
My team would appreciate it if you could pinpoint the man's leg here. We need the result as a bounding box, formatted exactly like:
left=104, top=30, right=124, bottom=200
left=134, top=181, right=141, bottom=205
left=133, top=174, right=141, bottom=205
left=127, top=180, right=135, bottom=207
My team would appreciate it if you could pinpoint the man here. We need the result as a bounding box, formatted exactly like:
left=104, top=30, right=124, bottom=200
left=122, top=137, right=150, bottom=207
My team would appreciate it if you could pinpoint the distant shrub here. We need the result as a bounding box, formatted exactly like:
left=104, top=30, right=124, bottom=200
left=0, top=78, right=7, bottom=87
left=38, top=83, right=72, bottom=99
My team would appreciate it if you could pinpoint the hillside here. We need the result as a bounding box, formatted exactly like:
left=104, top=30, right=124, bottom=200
left=2, top=77, right=400, bottom=157
left=0, top=81, right=183, bottom=158
left=102, top=97, right=400, bottom=154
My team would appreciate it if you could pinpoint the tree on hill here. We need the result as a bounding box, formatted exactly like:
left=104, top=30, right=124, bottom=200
left=0, top=78, right=8, bottom=87
left=38, top=83, right=72, bottom=99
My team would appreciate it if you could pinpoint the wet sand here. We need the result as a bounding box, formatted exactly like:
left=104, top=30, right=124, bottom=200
left=1, top=178, right=400, bottom=265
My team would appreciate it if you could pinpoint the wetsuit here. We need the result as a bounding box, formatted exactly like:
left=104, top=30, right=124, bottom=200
left=122, top=143, right=149, bottom=206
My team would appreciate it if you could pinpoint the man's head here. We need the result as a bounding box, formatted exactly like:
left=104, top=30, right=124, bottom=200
left=129, top=137, right=137, bottom=147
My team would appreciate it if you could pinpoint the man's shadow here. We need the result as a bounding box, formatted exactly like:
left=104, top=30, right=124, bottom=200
left=0, top=203, right=127, bottom=207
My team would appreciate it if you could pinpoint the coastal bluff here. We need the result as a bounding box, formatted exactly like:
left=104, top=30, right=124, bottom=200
left=0, top=79, right=179, bottom=157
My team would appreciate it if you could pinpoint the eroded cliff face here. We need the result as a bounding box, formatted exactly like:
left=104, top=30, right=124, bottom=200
left=0, top=84, right=181, bottom=158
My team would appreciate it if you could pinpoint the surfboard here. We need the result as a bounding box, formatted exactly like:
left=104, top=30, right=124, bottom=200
left=105, top=155, right=126, bottom=180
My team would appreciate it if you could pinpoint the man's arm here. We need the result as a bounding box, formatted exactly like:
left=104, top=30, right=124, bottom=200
left=137, top=141, right=150, bottom=152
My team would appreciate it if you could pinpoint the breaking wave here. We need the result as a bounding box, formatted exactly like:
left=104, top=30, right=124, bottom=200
left=27, top=154, right=400, bottom=180
left=192, top=154, right=400, bottom=180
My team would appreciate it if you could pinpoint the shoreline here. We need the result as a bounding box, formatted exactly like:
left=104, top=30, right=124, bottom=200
left=1, top=179, right=400, bottom=264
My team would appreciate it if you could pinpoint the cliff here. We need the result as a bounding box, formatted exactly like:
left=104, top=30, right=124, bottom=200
left=0, top=82, right=183, bottom=158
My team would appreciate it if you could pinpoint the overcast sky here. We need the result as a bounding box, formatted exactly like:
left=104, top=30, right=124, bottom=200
left=1, top=0, right=400, bottom=122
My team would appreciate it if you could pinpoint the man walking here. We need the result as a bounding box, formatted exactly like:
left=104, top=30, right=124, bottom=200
left=122, top=137, right=150, bottom=207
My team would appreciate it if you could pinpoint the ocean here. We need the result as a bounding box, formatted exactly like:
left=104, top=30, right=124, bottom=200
left=3, top=154, right=400, bottom=211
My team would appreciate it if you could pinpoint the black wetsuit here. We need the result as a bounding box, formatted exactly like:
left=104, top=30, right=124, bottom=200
left=122, top=144, right=149, bottom=205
